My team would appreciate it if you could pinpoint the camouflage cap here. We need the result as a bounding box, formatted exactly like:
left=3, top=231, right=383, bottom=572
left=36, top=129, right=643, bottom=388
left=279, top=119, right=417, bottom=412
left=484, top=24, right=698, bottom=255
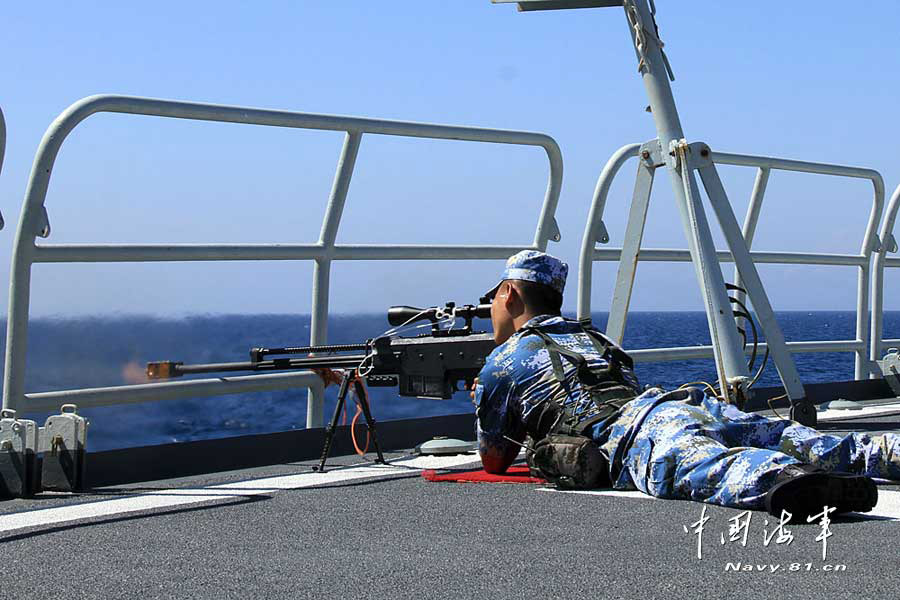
left=483, top=250, right=568, bottom=299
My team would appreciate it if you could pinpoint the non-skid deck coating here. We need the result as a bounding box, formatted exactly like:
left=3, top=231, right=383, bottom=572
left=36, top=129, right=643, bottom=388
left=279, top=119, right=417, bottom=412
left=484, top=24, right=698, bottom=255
left=0, top=416, right=898, bottom=600
left=0, top=466, right=898, bottom=597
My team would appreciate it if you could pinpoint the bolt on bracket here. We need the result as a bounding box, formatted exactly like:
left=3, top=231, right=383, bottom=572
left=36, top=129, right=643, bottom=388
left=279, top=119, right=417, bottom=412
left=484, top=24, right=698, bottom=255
left=591, top=219, right=610, bottom=245
left=548, top=216, right=562, bottom=243
left=36, top=206, right=51, bottom=238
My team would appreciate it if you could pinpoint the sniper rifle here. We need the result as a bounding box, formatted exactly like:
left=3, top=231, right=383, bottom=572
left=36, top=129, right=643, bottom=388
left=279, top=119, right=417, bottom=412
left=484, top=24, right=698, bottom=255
left=146, top=301, right=495, bottom=471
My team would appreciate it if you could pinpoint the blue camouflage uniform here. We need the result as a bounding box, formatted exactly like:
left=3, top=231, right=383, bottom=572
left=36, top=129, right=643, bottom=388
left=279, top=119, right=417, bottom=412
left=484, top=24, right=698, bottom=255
left=474, top=313, right=641, bottom=456
left=475, top=251, right=900, bottom=510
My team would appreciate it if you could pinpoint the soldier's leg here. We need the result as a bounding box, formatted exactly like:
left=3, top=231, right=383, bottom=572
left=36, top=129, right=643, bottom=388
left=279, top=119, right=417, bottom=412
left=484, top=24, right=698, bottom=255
left=703, top=396, right=900, bottom=480
left=618, top=392, right=801, bottom=509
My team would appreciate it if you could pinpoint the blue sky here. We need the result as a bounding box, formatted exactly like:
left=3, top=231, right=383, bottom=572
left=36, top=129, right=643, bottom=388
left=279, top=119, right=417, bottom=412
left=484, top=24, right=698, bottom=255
left=1, top=1, right=899, bottom=316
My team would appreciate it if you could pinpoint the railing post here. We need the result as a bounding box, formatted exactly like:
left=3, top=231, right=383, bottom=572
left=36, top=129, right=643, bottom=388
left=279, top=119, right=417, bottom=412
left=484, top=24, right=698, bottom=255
left=732, top=167, right=769, bottom=308
left=871, top=185, right=900, bottom=372
left=0, top=106, right=5, bottom=229
left=857, top=263, right=870, bottom=379
left=2, top=103, right=74, bottom=410
left=0, top=107, right=5, bottom=174
left=307, top=132, right=362, bottom=428
left=606, top=141, right=661, bottom=344
left=2, top=261, right=32, bottom=412
left=623, top=0, right=751, bottom=396
left=697, top=154, right=806, bottom=408
left=576, top=143, right=641, bottom=321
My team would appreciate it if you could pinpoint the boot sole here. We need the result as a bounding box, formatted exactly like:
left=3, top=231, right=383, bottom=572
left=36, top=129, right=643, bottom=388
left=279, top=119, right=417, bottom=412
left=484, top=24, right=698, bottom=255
left=765, top=472, right=878, bottom=521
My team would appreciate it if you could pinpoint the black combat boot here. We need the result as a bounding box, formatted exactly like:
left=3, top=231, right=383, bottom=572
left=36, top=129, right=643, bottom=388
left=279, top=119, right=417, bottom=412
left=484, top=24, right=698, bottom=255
left=765, top=463, right=878, bottom=522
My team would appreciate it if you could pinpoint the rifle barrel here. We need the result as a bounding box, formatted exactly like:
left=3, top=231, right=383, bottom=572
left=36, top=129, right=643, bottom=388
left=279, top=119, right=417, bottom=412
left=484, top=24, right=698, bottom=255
left=149, top=355, right=368, bottom=379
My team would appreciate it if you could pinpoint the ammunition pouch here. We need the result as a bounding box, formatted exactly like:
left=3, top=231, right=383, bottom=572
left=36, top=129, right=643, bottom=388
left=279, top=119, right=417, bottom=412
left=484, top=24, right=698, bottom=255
left=526, top=434, right=611, bottom=490
left=524, top=386, right=629, bottom=490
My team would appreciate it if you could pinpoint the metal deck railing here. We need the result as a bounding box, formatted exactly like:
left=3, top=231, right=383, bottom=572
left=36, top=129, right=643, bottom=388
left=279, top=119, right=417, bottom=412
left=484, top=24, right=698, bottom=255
left=0, top=95, right=563, bottom=427
left=871, top=183, right=900, bottom=366
left=4, top=96, right=899, bottom=431
left=0, top=106, right=6, bottom=231
left=577, top=141, right=885, bottom=381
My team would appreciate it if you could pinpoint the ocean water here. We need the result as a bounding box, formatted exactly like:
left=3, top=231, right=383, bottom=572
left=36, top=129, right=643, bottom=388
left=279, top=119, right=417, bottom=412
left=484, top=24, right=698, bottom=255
left=9, top=311, right=900, bottom=451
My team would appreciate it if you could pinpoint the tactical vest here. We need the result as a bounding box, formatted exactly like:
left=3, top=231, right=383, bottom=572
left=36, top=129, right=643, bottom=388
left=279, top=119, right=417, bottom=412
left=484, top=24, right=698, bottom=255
left=520, top=321, right=637, bottom=441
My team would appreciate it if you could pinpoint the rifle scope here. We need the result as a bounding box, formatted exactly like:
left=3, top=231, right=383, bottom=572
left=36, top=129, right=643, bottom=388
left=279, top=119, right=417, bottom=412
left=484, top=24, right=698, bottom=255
left=387, top=302, right=491, bottom=328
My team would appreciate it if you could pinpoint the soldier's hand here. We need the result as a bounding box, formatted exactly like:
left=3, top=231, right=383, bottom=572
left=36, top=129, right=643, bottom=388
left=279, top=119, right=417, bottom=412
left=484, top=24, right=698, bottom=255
left=469, top=377, right=479, bottom=401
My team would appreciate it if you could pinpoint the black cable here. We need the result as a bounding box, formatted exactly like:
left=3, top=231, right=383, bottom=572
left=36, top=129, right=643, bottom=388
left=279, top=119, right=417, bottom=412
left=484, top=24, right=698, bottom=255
left=749, top=346, right=770, bottom=388
left=728, top=296, right=758, bottom=372
left=725, top=283, right=767, bottom=386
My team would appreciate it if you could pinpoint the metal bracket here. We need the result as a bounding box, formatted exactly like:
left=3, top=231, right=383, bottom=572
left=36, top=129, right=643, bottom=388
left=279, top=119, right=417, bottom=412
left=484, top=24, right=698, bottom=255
left=639, top=139, right=665, bottom=168
left=36, top=206, right=51, bottom=238
left=665, top=138, right=687, bottom=170
left=726, top=375, right=751, bottom=410
left=789, top=399, right=818, bottom=427
left=683, top=141, right=713, bottom=169
left=591, top=219, right=610, bottom=245
left=548, top=216, right=561, bottom=242
left=885, top=233, right=898, bottom=254
left=869, top=233, right=883, bottom=254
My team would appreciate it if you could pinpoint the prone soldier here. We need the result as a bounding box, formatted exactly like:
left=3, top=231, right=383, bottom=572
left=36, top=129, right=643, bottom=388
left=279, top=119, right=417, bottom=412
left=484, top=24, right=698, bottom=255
left=473, top=250, right=899, bottom=520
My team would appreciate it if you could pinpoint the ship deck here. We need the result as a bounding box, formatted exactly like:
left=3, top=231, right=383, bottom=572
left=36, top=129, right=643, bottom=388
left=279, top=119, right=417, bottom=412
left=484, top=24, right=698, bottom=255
left=1, top=397, right=898, bottom=599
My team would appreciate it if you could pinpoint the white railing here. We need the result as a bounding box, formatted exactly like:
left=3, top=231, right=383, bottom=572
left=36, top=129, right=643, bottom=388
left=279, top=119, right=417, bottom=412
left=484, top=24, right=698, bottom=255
left=1, top=95, right=564, bottom=427
left=0, top=106, right=6, bottom=230
left=578, top=141, right=884, bottom=380
left=871, top=183, right=900, bottom=367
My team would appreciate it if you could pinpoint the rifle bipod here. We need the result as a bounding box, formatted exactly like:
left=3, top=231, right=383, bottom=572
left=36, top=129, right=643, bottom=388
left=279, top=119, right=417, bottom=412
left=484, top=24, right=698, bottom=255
left=314, top=370, right=386, bottom=472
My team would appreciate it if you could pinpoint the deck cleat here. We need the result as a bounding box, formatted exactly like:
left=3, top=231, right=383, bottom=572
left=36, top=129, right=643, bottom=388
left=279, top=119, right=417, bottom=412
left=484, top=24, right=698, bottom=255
left=40, top=404, right=88, bottom=493
left=0, top=409, right=39, bottom=498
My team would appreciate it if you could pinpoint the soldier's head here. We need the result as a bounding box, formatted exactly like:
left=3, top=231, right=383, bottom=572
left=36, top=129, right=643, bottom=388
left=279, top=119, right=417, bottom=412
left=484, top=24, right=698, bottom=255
left=483, top=250, right=568, bottom=344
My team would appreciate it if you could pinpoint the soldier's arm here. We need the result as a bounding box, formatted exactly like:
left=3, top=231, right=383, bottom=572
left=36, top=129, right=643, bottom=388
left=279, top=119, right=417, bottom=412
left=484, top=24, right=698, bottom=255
left=479, top=438, right=520, bottom=474
left=473, top=366, right=525, bottom=474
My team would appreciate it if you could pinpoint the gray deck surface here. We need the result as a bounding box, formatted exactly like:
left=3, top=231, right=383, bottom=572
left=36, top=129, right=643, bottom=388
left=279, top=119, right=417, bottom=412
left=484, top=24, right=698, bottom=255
left=1, top=416, right=898, bottom=600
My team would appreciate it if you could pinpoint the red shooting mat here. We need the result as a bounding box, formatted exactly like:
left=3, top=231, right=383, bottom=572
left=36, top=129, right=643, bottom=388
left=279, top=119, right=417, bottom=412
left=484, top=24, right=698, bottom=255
left=421, top=465, right=546, bottom=484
